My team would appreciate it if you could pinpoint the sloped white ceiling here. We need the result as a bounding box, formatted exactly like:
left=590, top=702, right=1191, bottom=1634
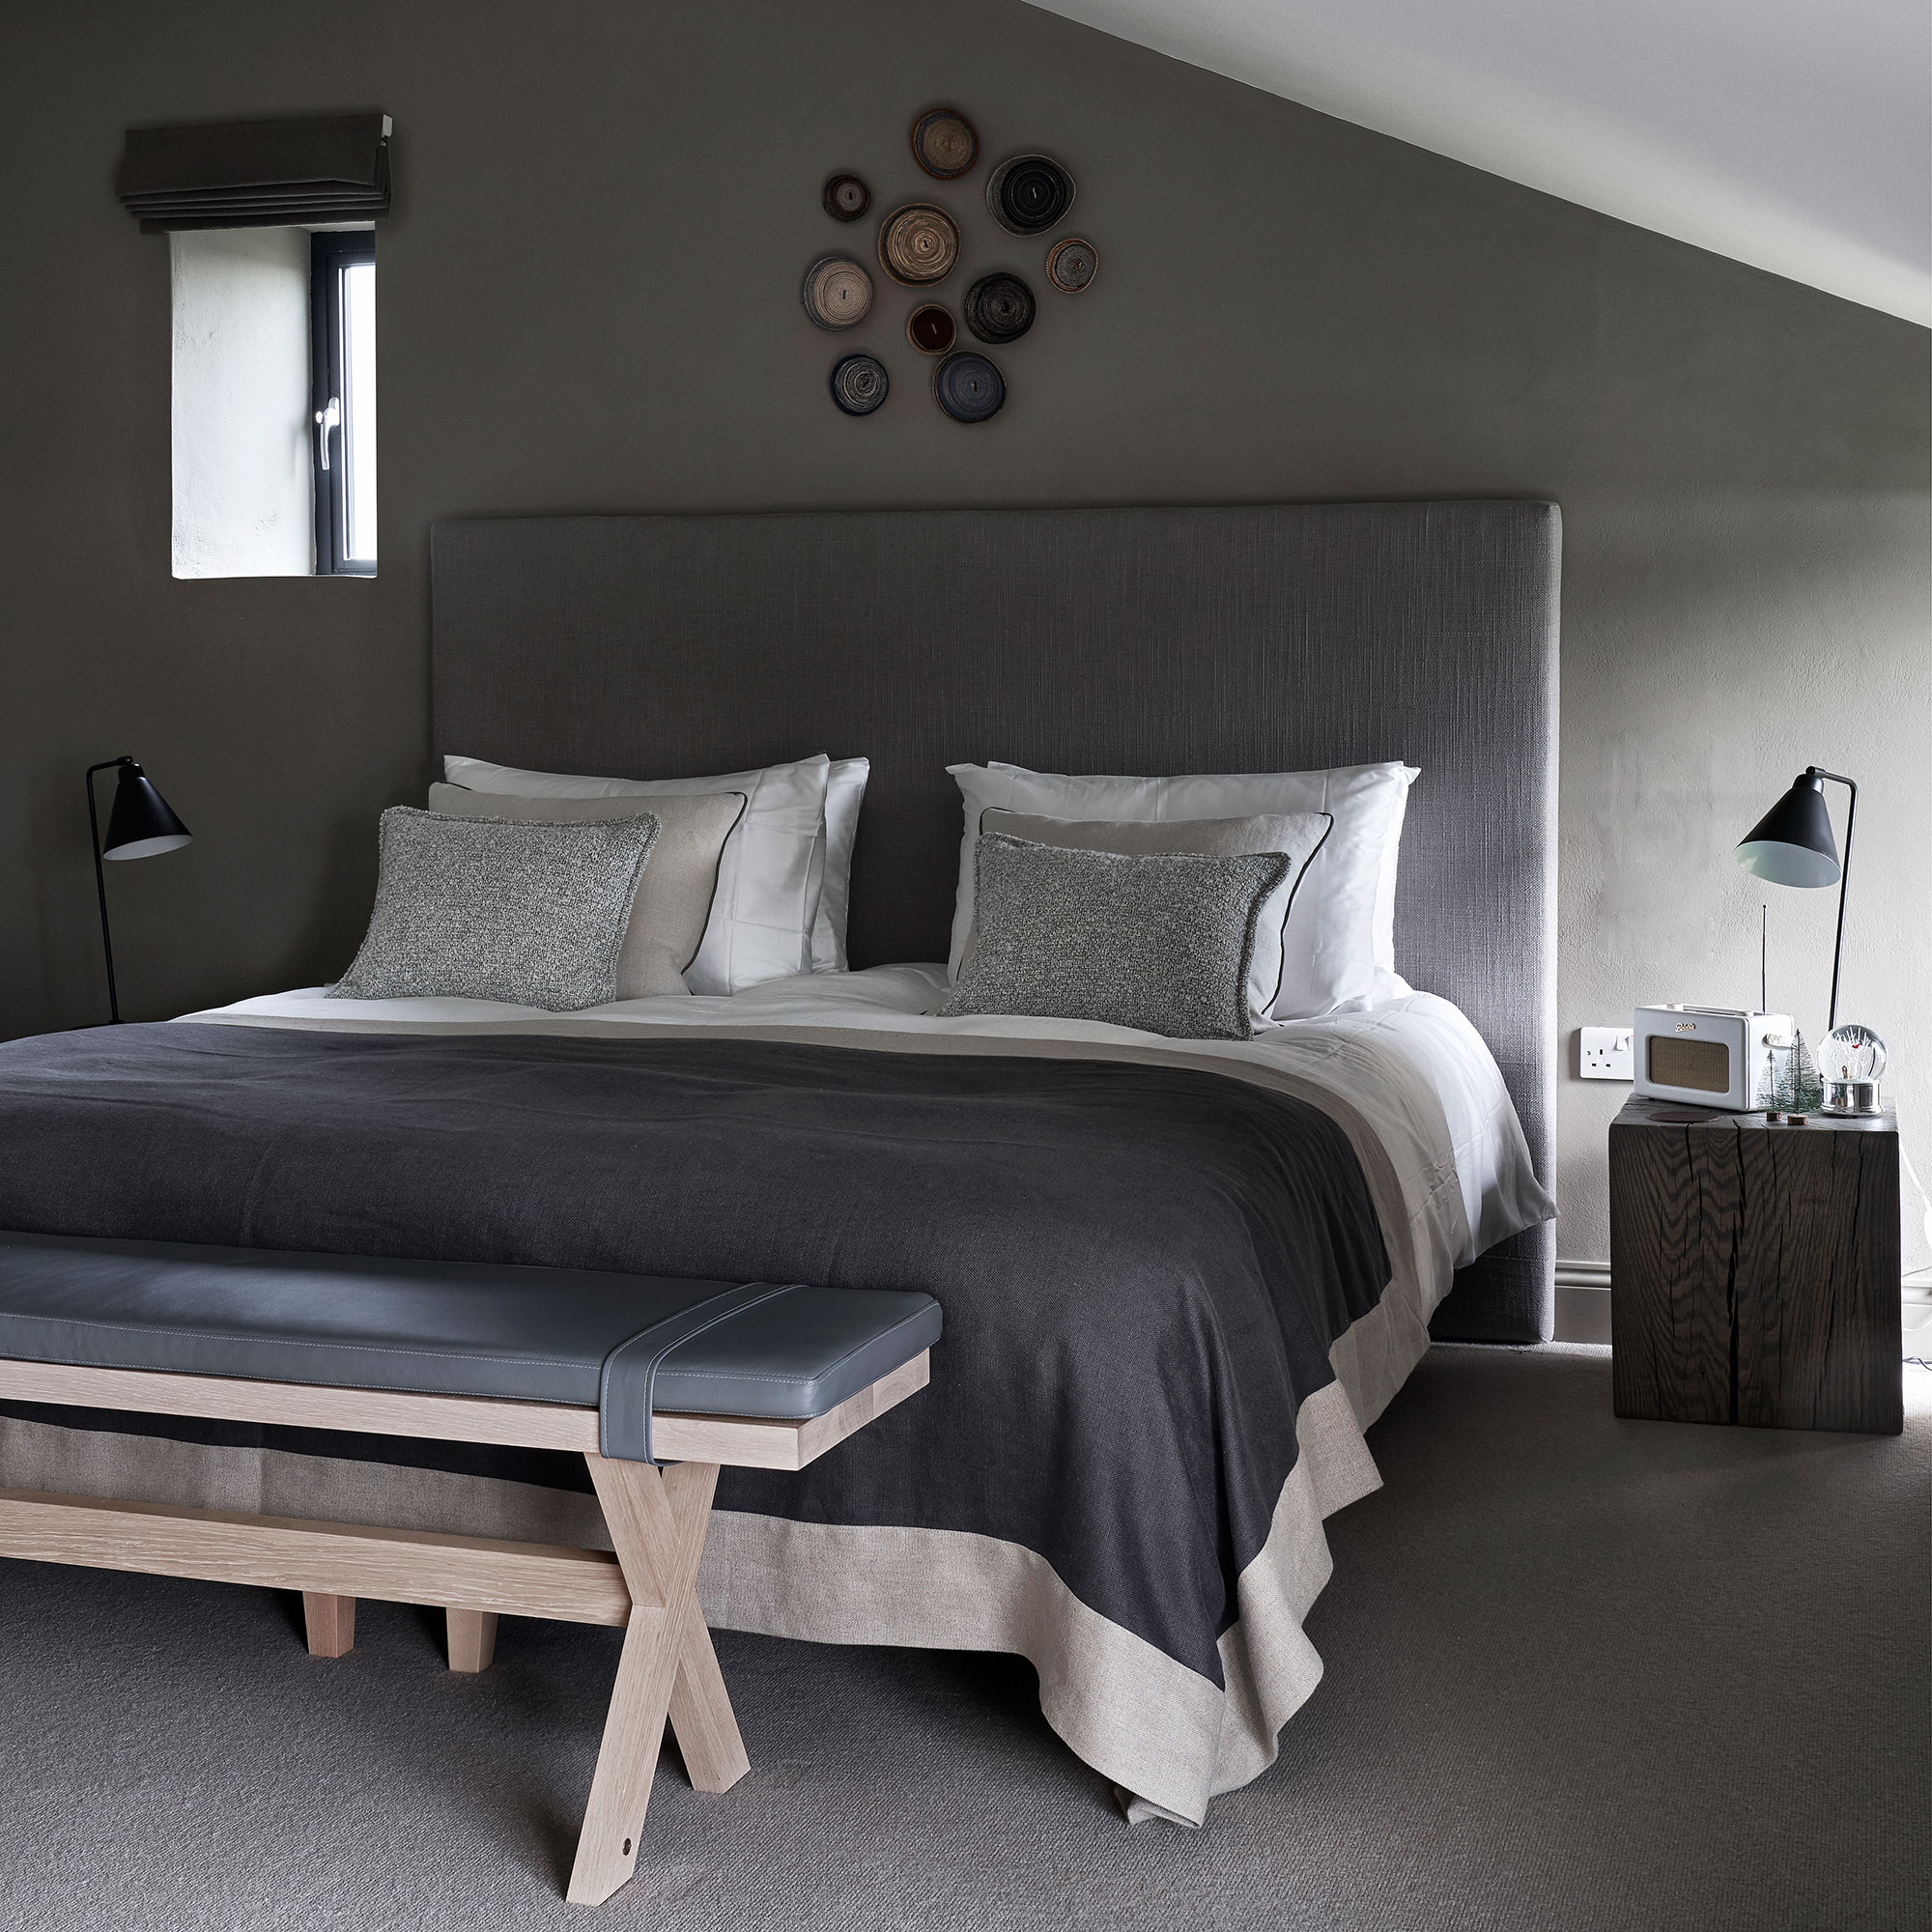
left=1025, top=0, right=1932, bottom=326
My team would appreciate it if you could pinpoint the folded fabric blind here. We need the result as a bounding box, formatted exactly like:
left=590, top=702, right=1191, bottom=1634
left=116, top=113, right=391, bottom=231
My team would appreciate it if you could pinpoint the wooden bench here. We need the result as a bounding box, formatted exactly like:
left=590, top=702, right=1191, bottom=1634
left=0, top=1233, right=939, bottom=1906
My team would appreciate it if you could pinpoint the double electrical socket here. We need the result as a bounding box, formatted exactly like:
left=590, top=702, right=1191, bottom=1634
left=1579, top=1027, right=1634, bottom=1081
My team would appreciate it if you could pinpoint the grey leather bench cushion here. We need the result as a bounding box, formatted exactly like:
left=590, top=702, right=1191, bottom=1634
left=0, top=1232, right=940, bottom=1462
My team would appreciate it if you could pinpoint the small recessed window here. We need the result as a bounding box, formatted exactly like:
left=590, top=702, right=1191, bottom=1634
left=310, top=232, right=377, bottom=575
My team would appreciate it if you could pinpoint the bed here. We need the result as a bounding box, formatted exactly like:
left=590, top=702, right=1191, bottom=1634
left=0, top=498, right=1559, bottom=1824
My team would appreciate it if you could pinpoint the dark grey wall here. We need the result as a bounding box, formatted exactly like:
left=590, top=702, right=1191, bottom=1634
left=1, top=0, right=1926, bottom=1267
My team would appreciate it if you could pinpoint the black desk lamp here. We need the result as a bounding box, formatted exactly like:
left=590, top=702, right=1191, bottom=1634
left=87, top=757, right=192, bottom=1023
left=1734, top=766, right=1856, bottom=1032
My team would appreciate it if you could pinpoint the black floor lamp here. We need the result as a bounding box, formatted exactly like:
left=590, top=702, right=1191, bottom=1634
left=1734, top=765, right=1856, bottom=1032
left=87, top=756, right=192, bottom=1023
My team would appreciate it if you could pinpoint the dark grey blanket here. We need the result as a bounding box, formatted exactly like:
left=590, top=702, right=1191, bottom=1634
left=0, top=1022, right=1389, bottom=1685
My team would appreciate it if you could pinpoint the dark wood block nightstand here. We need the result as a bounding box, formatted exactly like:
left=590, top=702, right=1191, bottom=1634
left=1609, top=1097, right=1901, bottom=1435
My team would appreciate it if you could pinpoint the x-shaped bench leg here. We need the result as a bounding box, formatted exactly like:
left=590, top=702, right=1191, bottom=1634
left=567, top=1456, right=750, bottom=1907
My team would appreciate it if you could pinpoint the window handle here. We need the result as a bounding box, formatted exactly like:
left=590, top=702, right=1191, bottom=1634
left=315, top=396, right=341, bottom=472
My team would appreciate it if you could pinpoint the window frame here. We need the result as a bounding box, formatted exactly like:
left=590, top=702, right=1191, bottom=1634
left=309, top=229, right=377, bottom=577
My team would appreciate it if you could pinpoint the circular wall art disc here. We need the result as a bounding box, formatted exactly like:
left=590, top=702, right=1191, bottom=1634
left=906, top=302, right=957, bottom=355
left=830, top=354, right=890, bottom=415
left=801, top=255, right=874, bottom=328
left=963, top=272, right=1035, bottom=345
left=933, top=351, right=1005, bottom=423
left=1045, top=236, right=1098, bottom=294
left=822, top=173, right=871, bottom=221
left=878, top=202, right=961, bottom=285
left=986, top=154, right=1075, bottom=235
left=911, top=108, right=980, bottom=180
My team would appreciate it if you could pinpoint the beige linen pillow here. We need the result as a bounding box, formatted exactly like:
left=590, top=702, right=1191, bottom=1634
left=974, top=809, right=1333, bottom=1028
left=442, top=753, right=832, bottom=994
left=428, top=783, right=746, bottom=1000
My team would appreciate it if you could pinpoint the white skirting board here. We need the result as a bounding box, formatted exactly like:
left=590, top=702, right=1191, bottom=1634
left=1553, top=1260, right=1613, bottom=1346
left=1556, top=1258, right=1932, bottom=1361
left=1902, top=1284, right=1932, bottom=1361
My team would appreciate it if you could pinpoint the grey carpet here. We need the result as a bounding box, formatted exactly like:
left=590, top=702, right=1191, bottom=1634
left=3, top=1347, right=1925, bottom=1932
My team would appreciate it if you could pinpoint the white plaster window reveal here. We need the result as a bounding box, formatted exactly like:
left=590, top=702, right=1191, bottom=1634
left=170, top=228, right=314, bottom=580
left=341, top=259, right=378, bottom=564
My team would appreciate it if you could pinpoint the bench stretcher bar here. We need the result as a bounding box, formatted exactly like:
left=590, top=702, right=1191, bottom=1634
left=0, top=1487, right=635, bottom=1625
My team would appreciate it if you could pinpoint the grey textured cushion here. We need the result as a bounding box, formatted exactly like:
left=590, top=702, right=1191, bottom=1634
left=427, top=782, right=745, bottom=1000
left=331, top=806, right=658, bottom=1011
left=975, top=809, right=1333, bottom=1024
left=939, top=834, right=1292, bottom=1040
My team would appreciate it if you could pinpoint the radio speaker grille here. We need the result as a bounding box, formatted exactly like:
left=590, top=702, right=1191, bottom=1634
left=1648, top=1035, right=1730, bottom=1094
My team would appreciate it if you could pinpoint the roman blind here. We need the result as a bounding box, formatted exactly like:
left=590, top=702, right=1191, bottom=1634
left=116, top=113, right=391, bottom=232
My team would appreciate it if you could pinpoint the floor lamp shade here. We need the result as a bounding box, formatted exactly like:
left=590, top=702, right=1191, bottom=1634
left=102, top=764, right=192, bottom=861
left=1735, top=772, right=1840, bottom=888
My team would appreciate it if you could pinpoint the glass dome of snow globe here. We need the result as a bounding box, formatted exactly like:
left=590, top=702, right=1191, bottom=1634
left=1821, top=1023, right=1886, bottom=1083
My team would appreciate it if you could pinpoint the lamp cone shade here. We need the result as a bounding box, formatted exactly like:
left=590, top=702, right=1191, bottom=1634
left=102, top=763, right=192, bottom=862
left=1735, top=772, right=1838, bottom=888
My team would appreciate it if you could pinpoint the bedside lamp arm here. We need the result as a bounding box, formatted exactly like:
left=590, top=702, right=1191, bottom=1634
left=1806, top=767, right=1856, bottom=1034
left=86, top=757, right=134, bottom=1026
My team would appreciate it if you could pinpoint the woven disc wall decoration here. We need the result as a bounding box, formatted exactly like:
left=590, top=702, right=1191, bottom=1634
left=963, top=272, right=1035, bottom=345
left=830, top=354, right=891, bottom=415
left=906, top=302, right=957, bottom=355
left=878, top=202, right=961, bottom=285
left=933, top=351, right=1005, bottom=422
left=911, top=108, right=979, bottom=180
left=822, top=173, right=871, bottom=221
left=801, top=255, right=874, bottom=328
left=986, top=154, right=1074, bottom=235
left=1045, top=236, right=1098, bottom=294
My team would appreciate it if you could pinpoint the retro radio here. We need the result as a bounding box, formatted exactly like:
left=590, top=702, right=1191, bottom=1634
left=1634, top=1006, right=1792, bottom=1112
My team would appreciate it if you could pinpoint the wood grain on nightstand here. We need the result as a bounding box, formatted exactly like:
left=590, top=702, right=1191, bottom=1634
left=1609, top=1099, right=1901, bottom=1435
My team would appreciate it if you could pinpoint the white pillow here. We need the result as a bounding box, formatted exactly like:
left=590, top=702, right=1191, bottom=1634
left=1371, top=774, right=1417, bottom=1002
left=946, top=761, right=1419, bottom=1019
left=808, top=757, right=870, bottom=972
left=444, top=753, right=832, bottom=995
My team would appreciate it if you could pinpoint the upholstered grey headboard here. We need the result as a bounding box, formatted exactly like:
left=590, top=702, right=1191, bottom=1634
left=430, top=501, right=1559, bottom=1342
